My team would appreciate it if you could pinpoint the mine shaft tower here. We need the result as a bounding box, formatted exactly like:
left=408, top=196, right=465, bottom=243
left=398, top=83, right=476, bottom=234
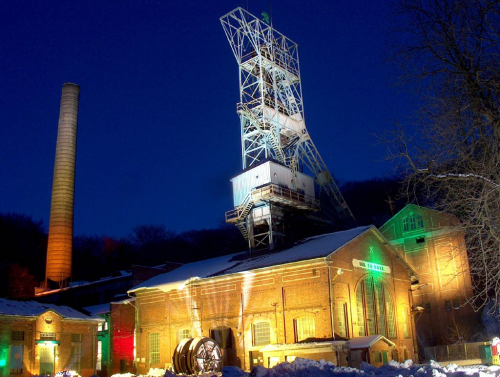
left=221, top=8, right=354, bottom=251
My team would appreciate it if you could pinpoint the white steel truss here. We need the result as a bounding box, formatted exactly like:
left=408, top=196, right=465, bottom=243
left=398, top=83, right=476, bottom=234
left=221, top=8, right=355, bottom=248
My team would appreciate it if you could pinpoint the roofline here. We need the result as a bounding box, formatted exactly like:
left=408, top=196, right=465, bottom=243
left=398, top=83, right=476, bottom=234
left=129, top=257, right=329, bottom=296
left=325, top=225, right=375, bottom=259
left=326, top=225, right=417, bottom=279
left=129, top=226, right=404, bottom=295
left=348, top=335, right=396, bottom=349
left=61, top=317, right=105, bottom=322
left=0, top=314, right=37, bottom=320
left=380, top=204, right=457, bottom=230
left=377, top=228, right=418, bottom=279
left=0, top=313, right=103, bottom=322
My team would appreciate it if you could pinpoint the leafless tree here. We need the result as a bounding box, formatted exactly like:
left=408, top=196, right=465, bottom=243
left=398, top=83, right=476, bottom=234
left=443, top=312, right=480, bottom=344
left=386, top=0, right=500, bottom=311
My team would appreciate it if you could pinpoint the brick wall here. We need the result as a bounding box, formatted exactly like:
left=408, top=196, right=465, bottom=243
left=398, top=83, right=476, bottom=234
left=0, top=312, right=99, bottom=377
left=380, top=205, right=479, bottom=347
left=133, top=228, right=416, bottom=372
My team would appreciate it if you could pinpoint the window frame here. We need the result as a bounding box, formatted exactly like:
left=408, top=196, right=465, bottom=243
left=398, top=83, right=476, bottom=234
left=96, top=340, right=102, bottom=371
left=252, top=321, right=271, bottom=347
left=293, top=315, right=315, bottom=342
left=71, top=333, right=83, bottom=373
left=178, top=328, right=191, bottom=342
left=356, top=276, right=397, bottom=339
left=148, top=332, right=160, bottom=365
left=336, top=302, right=349, bottom=338
left=403, top=212, right=424, bottom=232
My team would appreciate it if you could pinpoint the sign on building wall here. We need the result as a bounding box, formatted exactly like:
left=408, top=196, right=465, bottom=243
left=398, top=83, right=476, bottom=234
left=352, top=259, right=391, bottom=274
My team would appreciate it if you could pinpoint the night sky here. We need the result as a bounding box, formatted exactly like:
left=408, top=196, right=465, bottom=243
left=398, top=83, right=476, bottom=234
left=0, top=0, right=412, bottom=238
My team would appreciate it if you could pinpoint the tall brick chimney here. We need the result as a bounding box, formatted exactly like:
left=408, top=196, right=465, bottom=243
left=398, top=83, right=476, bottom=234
left=45, top=83, right=80, bottom=287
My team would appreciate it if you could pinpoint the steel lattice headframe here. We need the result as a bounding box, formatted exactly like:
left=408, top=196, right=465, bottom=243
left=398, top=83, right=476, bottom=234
left=221, top=8, right=355, bottom=226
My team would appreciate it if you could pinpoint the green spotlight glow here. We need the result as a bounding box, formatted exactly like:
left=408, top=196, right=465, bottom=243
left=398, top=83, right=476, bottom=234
left=0, top=358, right=7, bottom=367
left=367, top=244, right=384, bottom=267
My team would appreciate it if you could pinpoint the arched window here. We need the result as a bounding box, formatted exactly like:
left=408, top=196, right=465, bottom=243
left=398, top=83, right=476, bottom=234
left=294, top=315, right=315, bottom=342
left=252, top=321, right=271, bottom=346
left=356, top=276, right=396, bottom=338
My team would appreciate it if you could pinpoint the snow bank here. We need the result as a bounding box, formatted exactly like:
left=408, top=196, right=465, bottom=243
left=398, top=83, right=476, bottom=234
left=110, top=358, right=500, bottom=377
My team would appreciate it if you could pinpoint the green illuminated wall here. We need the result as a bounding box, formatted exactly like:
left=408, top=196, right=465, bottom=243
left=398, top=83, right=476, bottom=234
left=98, top=314, right=111, bottom=377
left=0, top=333, right=8, bottom=377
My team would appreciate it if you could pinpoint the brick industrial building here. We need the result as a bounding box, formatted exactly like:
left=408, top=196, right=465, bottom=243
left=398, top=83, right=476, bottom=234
left=128, top=225, right=419, bottom=372
left=0, top=207, right=477, bottom=375
left=381, top=205, right=477, bottom=347
left=0, top=299, right=103, bottom=377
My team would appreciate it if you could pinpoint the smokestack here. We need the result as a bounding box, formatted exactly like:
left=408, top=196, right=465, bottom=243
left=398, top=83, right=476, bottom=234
left=45, top=83, right=80, bottom=286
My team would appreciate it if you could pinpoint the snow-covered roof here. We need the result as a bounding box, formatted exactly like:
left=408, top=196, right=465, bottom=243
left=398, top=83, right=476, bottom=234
left=129, top=226, right=373, bottom=294
left=111, top=297, right=135, bottom=305
left=36, top=270, right=133, bottom=297
left=259, top=341, right=346, bottom=351
left=83, top=297, right=135, bottom=316
left=83, top=303, right=110, bottom=316
left=345, top=335, right=395, bottom=349
left=0, top=298, right=103, bottom=321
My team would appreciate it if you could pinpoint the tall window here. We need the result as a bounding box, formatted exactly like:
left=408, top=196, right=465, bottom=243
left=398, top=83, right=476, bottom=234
left=71, top=334, right=82, bottom=372
left=96, top=340, right=102, bottom=371
left=148, top=333, right=160, bottom=364
left=356, top=276, right=396, bottom=338
left=294, top=316, right=315, bottom=342
left=337, top=302, right=349, bottom=338
left=403, top=212, right=424, bottom=232
left=252, top=322, right=270, bottom=347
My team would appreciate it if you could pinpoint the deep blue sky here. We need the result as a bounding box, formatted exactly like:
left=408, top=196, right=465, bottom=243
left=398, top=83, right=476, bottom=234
left=0, top=0, right=411, bottom=238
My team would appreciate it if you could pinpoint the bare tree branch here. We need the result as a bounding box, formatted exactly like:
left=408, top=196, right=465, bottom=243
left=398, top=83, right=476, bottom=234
left=387, top=0, right=500, bottom=311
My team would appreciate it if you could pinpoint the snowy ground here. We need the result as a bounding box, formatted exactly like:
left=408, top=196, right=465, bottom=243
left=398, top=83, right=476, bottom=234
left=110, top=359, right=500, bottom=377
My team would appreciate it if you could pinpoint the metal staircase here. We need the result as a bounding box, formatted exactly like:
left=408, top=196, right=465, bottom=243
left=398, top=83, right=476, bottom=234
left=236, top=222, right=249, bottom=240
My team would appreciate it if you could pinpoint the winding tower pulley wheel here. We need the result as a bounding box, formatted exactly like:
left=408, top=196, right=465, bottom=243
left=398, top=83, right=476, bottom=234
left=172, top=336, right=222, bottom=374
left=172, top=337, right=193, bottom=374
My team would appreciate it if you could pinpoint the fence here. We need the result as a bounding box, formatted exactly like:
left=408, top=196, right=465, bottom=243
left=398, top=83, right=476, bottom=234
left=423, top=342, right=488, bottom=361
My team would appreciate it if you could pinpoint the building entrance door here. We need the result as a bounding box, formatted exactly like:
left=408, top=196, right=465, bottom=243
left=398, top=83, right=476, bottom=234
left=39, top=345, right=55, bottom=375
left=382, top=351, right=388, bottom=364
